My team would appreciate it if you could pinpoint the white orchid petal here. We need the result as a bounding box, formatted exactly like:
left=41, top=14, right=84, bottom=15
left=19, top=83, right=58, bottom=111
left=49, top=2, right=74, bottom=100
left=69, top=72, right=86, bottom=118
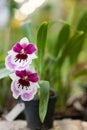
left=28, top=65, right=35, bottom=72
left=11, top=80, right=21, bottom=99
left=21, top=93, right=34, bottom=101
left=20, top=37, right=29, bottom=44
left=5, top=55, right=16, bottom=71
left=21, top=87, right=37, bottom=101
left=31, top=53, right=37, bottom=59
left=9, top=73, right=17, bottom=80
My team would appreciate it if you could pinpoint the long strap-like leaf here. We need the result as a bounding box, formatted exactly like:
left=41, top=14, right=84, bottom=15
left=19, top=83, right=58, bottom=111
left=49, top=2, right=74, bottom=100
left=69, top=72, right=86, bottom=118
left=37, top=22, right=48, bottom=79
left=39, top=80, right=50, bottom=123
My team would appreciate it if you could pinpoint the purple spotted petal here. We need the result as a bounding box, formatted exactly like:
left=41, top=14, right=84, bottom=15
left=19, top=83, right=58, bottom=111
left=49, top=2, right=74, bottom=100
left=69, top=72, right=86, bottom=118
left=24, top=44, right=37, bottom=54
left=21, top=88, right=36, bottom=101
left=13, top=43, right=22, bottom=53
left=11, top=80, right=20, bottom=99
left=5, top=53, right=30, bottom=71
left=5, top=55, right=16, bottom=70
left=28, top=73, right=39, bottom=82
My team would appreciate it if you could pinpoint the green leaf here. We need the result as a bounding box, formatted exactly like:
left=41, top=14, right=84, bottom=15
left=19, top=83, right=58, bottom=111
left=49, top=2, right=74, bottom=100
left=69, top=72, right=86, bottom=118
left=54, top=24, right=70, bottom=57
left=21, top=21, right=35, bottom=43
left=0, top=68, right=11, bottom=79
left=58, top=31, right=84, bottom=67
left=39, top=80, right=50, bottom=123
left=77, top=11, right=87, bottom=33
left=69, top=33, right=85, bottom=64
left=37, top=22, right=48, bottom=78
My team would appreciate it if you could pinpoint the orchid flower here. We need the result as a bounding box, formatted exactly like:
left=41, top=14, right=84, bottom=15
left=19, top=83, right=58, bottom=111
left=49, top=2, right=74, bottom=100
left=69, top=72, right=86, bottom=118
left=5, top=37, right=37, bottom=71
left=10, top=69, right=39, bottom=101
